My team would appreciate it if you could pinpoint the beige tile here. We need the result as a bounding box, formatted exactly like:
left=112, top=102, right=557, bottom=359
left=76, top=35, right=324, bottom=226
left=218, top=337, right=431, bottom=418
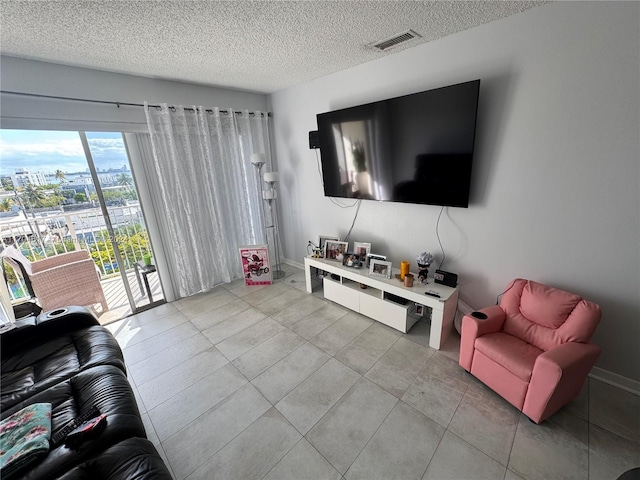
left=188, top=298, right=252, bottom=331
left=272, top=295, right=327, bottom=327
left=448, top=381, right=520, bottom=466
left=149, top=363, right=247, bottom=441
left=335, top=322, right=400, bottom=374
left=508, top=413, right=588, bottom=480
left=215, top=317, right=285, bottom=360
left=289, top=302, right=349, bottom=340
left=228, top=282, right=269, bottom=298
left=275, top=358, right=360, bottom=435
left=243, top=282, right=291, bottom=306
left=163, top=383, right=271, bottom=480
left=113, top=311, right=190, bottom=349
left=123, top=321, right=200, bottom=366
left=307, top=378, right=398, bottom=474
left=589, top=378, right=640, bottom=445
left=423, top=431, right=506, bottom=480
left=252, top=342, right=331, bottom=404
left=364, top=337, right=433, bottom=398
left=186, top=408, right=301, bottom=480
left=128, top=333, right=213, bottom=386
left=263, top=439, right=341, bottom=480
left=179, top=290, right=238, bottom=319
left=254, top=288, right=307, bottom=316
left=137, top=347, right=228, bottom=410
left=232, top=330, right=305, bottom=380
left=589, top=424, right=640, bottom=480
left=309, top=312, right=373, bottom=356
left=201, top=307, right=266, bottom=344
left=346, top=401, right=444, bottom=480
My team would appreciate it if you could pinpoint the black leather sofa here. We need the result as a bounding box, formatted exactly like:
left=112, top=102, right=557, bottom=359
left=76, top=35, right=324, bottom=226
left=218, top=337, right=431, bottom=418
left=1, top=306, right=172, bottom=480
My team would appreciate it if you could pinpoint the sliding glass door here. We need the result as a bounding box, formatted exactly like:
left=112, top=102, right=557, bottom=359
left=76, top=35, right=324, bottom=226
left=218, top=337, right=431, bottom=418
left=0, top=129, right=164, bottom=322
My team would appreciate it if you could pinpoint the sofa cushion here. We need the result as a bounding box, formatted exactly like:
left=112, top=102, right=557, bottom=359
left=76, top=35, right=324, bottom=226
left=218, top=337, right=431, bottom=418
left=1, top=365, right=145, bottom=480
left=475, top=332, right=543, bottom=382
left=1, top=326, right=125, bottom=411
left=54, top=438, right=172, bottom=480
left=520, top=280, right=582, bottom=328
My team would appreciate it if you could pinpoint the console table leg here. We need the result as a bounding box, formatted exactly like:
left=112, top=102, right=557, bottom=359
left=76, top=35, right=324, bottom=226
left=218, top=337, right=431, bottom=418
left=304, top=264, right=312, bottom=293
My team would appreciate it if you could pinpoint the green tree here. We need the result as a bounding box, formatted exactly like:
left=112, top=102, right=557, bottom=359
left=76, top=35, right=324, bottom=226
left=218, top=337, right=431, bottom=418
left=0, top=197, right=13, bottom=212
left=21, top=184, right=45, bottom=209
left=1, top=178, right=14, bottom=191
left=55, top=169, right=66, bottom=183
left=117, top=173, right=133, bottom=191
left=73, top=192, right=87, bottom=203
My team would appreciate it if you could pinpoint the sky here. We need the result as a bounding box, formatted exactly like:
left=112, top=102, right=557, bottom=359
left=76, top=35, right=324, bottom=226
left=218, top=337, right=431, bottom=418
left=0, top=130, right=130, bottom=176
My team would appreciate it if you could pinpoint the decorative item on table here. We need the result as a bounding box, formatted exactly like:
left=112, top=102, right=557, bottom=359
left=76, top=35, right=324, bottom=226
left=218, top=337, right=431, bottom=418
left=143, top=253, right=153, bottom=266
left=307, top=240, right=324, bottom=258
left=342, top=253, right=363, bottom=268
left=415, top=304, right=425, bottom=316
left=398, top=260, right=410, bottom=281
left=366, top=253, right=386, bottom=268
left=353, top=242, right=371, bottom=259
left=404, top=273, right=414, bottom=287
left=369, top=259, right=392, bottom=279
left=416, top=251, right=434, bottom=284
left=318, top=235, right=340, bottom=258
left=324, top=240, right=348, bottom=262
left=239, top=245, right=272, bottom=285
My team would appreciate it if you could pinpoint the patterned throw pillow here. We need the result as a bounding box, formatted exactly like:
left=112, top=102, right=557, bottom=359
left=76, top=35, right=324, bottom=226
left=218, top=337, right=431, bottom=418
left=0, top=403, right=52, bottom=479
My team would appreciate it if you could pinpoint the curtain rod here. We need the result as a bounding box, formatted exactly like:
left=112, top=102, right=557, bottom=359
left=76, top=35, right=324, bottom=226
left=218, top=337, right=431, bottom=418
left=0, top=90, right=272, bottom=117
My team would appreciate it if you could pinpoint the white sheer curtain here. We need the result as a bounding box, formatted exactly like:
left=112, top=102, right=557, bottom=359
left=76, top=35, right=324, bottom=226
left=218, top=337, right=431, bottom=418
left=143, top=104, right=271, bottom=298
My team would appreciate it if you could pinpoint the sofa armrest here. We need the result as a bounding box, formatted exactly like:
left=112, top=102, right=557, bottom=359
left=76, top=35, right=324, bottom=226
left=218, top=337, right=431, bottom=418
left=1, top=306, right=98, bottom=359
left=459, top=305, right=506, bottom=370
left=524, top=342, right=601, bottom=423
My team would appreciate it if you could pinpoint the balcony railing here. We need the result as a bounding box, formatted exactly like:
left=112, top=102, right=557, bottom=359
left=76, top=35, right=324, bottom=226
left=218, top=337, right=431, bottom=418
left=1, top=204, right=152, bottom=304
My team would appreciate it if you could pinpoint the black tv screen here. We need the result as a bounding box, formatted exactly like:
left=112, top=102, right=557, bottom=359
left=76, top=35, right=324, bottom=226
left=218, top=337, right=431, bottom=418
left=316, top=79, right=480, bottom=208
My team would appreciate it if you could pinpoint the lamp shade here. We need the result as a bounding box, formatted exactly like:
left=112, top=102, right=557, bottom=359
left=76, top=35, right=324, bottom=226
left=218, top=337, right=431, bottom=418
left=250, top=153, right=266, bottom=165
left=264, top=171, right=279, bottom=183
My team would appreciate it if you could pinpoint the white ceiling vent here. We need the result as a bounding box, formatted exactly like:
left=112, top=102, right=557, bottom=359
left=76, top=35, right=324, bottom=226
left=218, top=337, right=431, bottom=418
left=370, top=30, right=422, bottom=51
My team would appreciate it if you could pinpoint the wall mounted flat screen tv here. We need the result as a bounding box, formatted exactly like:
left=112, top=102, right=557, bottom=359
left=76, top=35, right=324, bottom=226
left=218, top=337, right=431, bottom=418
left=316, top=79, right=480, bottom=208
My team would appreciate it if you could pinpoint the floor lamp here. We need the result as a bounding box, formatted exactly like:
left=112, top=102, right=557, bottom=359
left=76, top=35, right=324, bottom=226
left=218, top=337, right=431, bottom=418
left=263, top=171, right=285, bottom=279
left=250, top=153, right=267, bottom=244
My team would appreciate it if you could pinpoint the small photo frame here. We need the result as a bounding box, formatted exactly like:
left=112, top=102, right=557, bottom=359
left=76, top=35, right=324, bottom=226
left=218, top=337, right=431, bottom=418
left=319, top=235, right=339, bottom=258
left=353, top=242, right=371, bottom=259
left=369, top=259, right=392, bottom=279
left=366, top=253, right=387, bottom=268
left=324, top=240, right=348, bottom=262
left=342, top=252, right=363, bottom=268
left=415, top=304, right=425, bottom=317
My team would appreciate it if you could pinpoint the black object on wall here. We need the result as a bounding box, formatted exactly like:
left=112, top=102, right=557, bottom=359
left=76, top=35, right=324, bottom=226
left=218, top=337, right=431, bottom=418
left=309, top=130, right=320, bottom=149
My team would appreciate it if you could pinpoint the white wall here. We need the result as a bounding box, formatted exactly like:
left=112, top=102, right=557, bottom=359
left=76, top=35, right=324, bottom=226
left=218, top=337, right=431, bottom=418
left=0, top=56, right=268, bottom=132
left=271, top=2, right=640, bottom=382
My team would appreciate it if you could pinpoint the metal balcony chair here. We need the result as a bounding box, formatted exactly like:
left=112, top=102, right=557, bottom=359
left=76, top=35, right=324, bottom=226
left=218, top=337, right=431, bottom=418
left=1, top=246, right=108, bottom=313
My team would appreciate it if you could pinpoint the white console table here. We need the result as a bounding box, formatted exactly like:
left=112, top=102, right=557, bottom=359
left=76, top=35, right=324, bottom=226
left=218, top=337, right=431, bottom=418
left=304, top=256, right=459, bottom=350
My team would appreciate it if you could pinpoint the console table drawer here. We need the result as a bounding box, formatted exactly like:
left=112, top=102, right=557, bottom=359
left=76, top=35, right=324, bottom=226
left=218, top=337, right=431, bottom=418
left=323, top=278, right=359, bottom=311
left=360, top=295, right=409, bottom=332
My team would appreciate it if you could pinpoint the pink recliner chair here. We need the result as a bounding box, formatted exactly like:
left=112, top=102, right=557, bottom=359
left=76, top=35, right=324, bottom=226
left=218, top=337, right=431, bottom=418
left=459, top=278, right=601, bottom=424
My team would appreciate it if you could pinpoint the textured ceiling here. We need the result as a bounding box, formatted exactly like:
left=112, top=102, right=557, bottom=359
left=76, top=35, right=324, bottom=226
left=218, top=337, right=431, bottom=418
left=0, top=1, right=547, bottom=94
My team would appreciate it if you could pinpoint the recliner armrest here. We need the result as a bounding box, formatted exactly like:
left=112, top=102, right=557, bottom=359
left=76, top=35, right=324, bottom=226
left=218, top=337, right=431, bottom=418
left=459, top=305, right=506, bottom=370
left=524, top=341, right=601, bottom=423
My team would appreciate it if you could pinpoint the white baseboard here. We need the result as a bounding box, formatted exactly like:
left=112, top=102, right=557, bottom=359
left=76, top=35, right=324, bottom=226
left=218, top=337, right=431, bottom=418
left=283, top=258, right=304, bottom=270
left=589, top=367, right=640, bottom=396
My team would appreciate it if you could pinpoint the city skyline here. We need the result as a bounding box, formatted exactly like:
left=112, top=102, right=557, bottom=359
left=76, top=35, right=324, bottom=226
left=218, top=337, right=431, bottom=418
left=0, top=130, right=130, bottom=176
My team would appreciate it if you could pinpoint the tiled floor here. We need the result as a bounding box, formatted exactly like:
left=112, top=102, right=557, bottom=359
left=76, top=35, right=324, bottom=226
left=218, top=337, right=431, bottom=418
left=105, top=264, right=640, bottom=480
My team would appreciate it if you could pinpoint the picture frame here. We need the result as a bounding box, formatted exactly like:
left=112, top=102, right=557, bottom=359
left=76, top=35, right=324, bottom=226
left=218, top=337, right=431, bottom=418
left=239, top=245, right=272, bottom=286
left=342, top=252, right=364, bottom=268
left=415, top=304, right=424, bottom=317
left=319, top=235, right=340, bottom=258
left=366, top=253, right=387, bottom=268
left=324, top=240, right=348, bottom=261
left=369, top=259, right=392, bottom=279
left=353, top=242, right=371, bottom=259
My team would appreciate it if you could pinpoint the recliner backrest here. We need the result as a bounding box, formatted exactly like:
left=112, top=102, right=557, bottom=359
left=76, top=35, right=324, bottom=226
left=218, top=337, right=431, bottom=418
left=500, top=278, right=601, bottom=351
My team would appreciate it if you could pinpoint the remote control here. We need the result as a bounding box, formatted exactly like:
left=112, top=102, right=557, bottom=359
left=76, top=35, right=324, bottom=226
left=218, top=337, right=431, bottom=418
left=424, top=291, right=441, bottom=298
left=51, top=406, right=101, bottom=447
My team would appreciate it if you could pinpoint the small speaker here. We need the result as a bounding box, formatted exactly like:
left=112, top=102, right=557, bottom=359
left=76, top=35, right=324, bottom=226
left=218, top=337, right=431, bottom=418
left=309, top=130, right=320, bottom=149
